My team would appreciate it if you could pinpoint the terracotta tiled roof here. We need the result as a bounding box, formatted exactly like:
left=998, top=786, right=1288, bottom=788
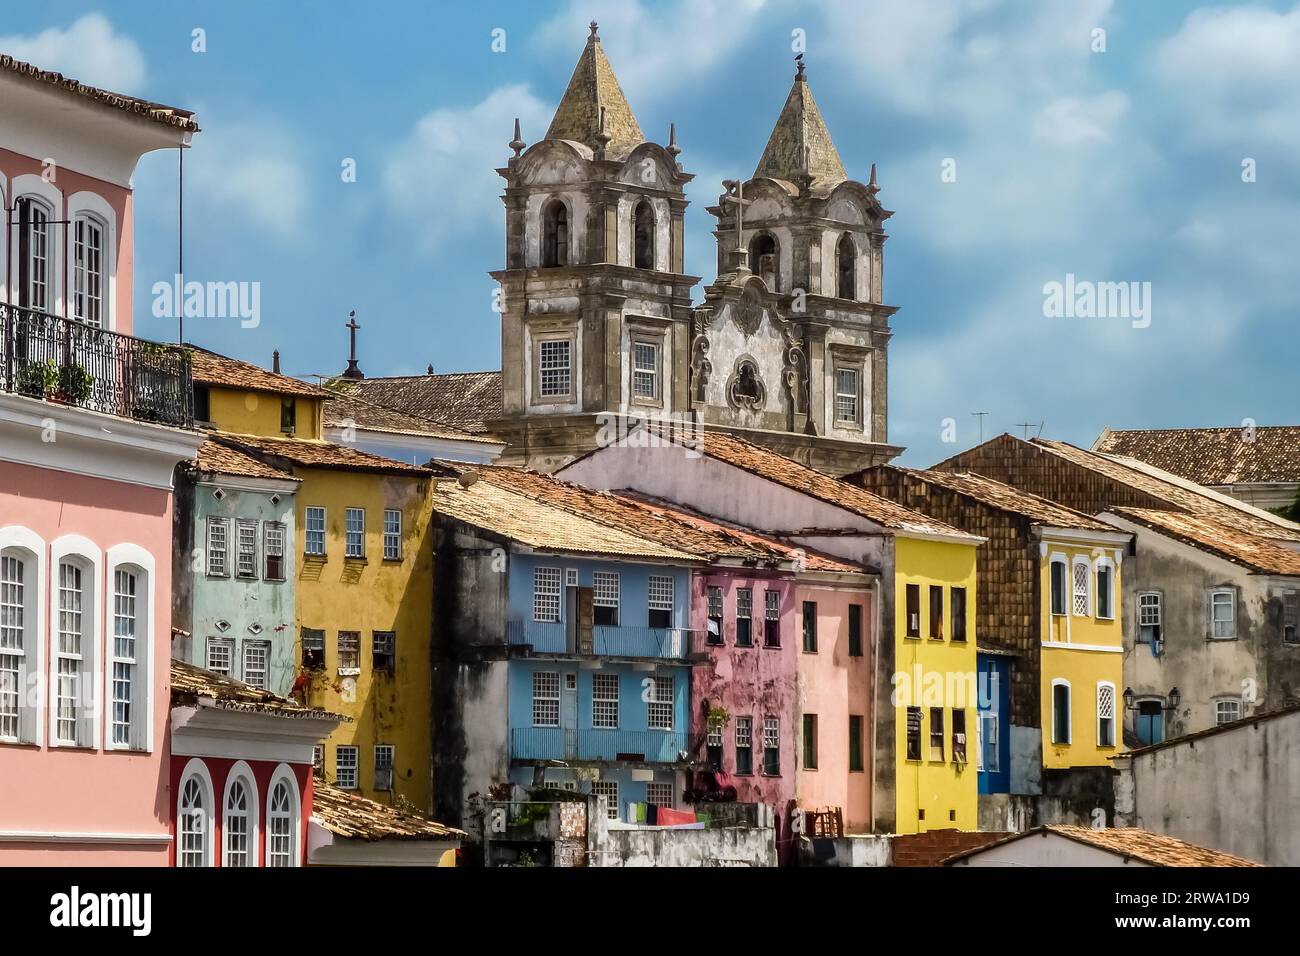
left=170, top=660, right=345, bottom=721
left=1048, top=826, right=1260, bottom=867
left=334, top=371, right=502, bottom=435
left=466, top=465, right=867, bottom=574
left=858, top=465, right=1118, bottom=533
left=1, top=54, right=200, bottom=132
left=214, top=434, right=433, bottom=476
left=653, top=426, right=974, bottom=540
left=311, top=782, right=464, bottom=841
left=1095, top=426, right=1300, bottom=486
left=1108, top=507, right=1300, bottom=576
left=432, top=472, right=700, bottom=562
left=187, top=345, right=331, bottom=399
left=323, top=388, right=496, bottom=444
left=544, top=25, right=644, bottom=160
left=191, top=439, right=298, bottom=481
left=753, top=69, right=847, bottom=193
left=1032, top=439, right=1300, bottom=544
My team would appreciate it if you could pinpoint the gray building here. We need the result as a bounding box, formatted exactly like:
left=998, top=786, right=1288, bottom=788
left=173, top=440, right=300, bottom=696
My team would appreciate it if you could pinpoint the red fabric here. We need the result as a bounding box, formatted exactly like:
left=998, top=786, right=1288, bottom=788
left=655, top=807, right=697, bottom=826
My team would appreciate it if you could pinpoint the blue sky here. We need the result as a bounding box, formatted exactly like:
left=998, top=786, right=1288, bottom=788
left=4, top=1, right=1297, bottom=465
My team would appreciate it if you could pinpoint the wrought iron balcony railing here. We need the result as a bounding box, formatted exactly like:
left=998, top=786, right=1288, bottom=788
left=1, top=304, right=193, bottom=428
left=510, top=727, right=689, bottom=764
left=505, top=620, right=699, bottom=660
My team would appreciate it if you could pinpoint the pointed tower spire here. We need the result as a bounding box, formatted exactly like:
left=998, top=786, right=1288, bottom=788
left=544, top=21, right=644, bottom=159
left=509, top=117, right=526, bottom=160
left=753, top=57, right=847, bottom=192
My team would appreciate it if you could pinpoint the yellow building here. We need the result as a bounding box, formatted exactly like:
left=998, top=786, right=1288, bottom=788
left=892, top=534, right=981, bottom=834
left=187, top=346, right=437, bottom=811
left=1039, top=535, right=1127, bottom=769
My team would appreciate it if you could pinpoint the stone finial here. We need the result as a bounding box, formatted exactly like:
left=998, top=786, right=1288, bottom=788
left=589, top=20, right=599, bottom=40
left=272, top=349, right=281, bottom=374
left=595, top=105, right=612, bottom=159
left=427, top=364, right=434, bottom=375
left=795, top=53, right=806, bottom=81
left=509, top=117, right=526, bottom=159
left=868, top=161, right=880, bottom=194
left=667, top=122, right=681, bottom=161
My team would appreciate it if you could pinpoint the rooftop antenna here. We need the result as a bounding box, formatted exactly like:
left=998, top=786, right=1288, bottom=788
left=971, top=411, right=988, bottom=443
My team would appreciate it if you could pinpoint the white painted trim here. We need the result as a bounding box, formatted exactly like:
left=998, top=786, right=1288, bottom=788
left=177, top=756, right=216, bottom=867
left=1208, top=587, right=1237, bottom=640
left=0, top=829, right=171, bottom=844
left=267, top=763, right=303, bottom=867
left=103, top=542, right=156, bottom=753
left=0, top=178, right=7, bottom=305
left=221, top=759, right=261, bottom=867
left=1037, top=526, right=1132, bottom=547
left=1050, top=678, right=1072, bottom=745
left=65, top=190, right=118, bottom=332
left=48, top=534, right=103, bottom=750
left=1097, top=680, right=1117, bottom=747
left=1041, top=640, right=1123, bottom=653
left=196, top=475, right=300, bottom=496
left=1094, top=554, right=1117, bottom=621
left=0, top=525, right=46, bottom=746
left=9, top=174, right=63, bottom=314
left=1071, top=554, right=1093, bottom=619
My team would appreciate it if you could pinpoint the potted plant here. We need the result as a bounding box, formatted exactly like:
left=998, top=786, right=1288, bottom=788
left=15, top=359, right=58, bottom=399
left=53, top=364, right=94, bottom=405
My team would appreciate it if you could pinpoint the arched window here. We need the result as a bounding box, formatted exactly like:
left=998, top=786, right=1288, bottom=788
left=542, top=199, right=569, bottom=268
left=109, top=568, right=140, bottom=747
left=748, top=233, right=778, bottom=291
left=1097, top=682, right=1116, bottom=747
left=0, top=546, right=37, bottom=744
left=178, top=772, right=211, bottom=867
left=72, top=215, right=105, bottom=328
left=267, top=775, right=298, bottom=867
left=633, top=200, right=655, bottom=270
left=223, top=772, right=257, bottom=867
left=54, top=559, right=88, bottom=746
left=836, top=233, right=856, bottom=300
left=1051, top=679, right=1072, bottom=745
left=17, top=197, right=52, bottom=311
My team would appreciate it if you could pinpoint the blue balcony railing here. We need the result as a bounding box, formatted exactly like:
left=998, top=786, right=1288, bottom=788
left=1, top=304, right=192, bottom=427
left=511, top=727, right=689, bottom=764
left=505, top=620, right=698, bottom=660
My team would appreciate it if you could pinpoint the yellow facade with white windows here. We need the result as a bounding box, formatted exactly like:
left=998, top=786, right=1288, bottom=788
left=1038, top=537, right=1126, bottom=769
left=892, top=534, right=980, bottom=834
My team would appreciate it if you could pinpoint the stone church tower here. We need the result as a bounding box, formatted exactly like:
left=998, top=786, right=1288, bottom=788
left=490, top=29, right=900, bottom=475
left=691, top=60, right=901, bottom=475
left=488, top=23, right=700, bottom=471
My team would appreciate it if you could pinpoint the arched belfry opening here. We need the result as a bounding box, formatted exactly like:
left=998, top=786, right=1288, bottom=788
left=543, top=199, right=569, bottom=268
left=634, top=200, right=655, bottom=270
left=748, top=233, right=779, bottom=292
left=836, top=232, right=855, bottom=300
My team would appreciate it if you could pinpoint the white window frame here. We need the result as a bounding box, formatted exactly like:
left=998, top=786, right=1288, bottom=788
left=833, top=364, right=861, bottom=425
left=345, top=508, right=365, bottom=558
left=1095, top=557, right=1116, bottom=621
left=1071, top=556, right=1092, bottom=618
left=304, top=506, right=326, bottom=556
left=266, top=765, right=301, bottom=867
left=1215, top=697, right=1242, bottom=725
left=337, top=631, right=360, bottom=673
left=647, top=675, right=674, bottom=730
left=1096, top=681, right=1116, bottom=748
left=1049, top=555, right=1069, bottom=617
left=533, top=567, right=562, bottom=623
left=49, top=536, right=102, bottom=750
left=222, top=762, right=260, bottom=867
left=17, top=193, right=54, bottom=312
left=1051, top=678, right=1072, bottom=745
left=1210, top=588, right=1236, bottom=640
left=630, top=336, right=661, bottom=405
left=1138, top=590, right=1162, bottom=643
left=383, top=509, right=402, bottom=561
left=242, top=639, right=270, bottom=689
left=236, top=519, right=258, bottom=579
left=335, top=745, right=359, bottom=790
left=532, top=670, right=560, bottom=727
left=536, top=335, right=574, bottom=401
left=592, top=673, right=619, bottom=729
left=65, top=189, right=117, bottom=330
left=206, top=517, right=229, bottom=577
left=71, top=213, right=105, bottom=328
left=0, top=527, right=44, bottom=747
left=207, top=637, right=234, bottom=677
left=593, top=570, right=620, bottom=625
left=646, top=781, right=673, bottom=809
left=592, top=780, right=619, bottom=820
left=177, top=758, right=216, bottom=868
left=647, top=574, right=674, bottom=627
left=106, top=554, right=153, bottom=752
left=263, top=521, right=286, bottom=581
left=374, top=744, right=395, bottom=791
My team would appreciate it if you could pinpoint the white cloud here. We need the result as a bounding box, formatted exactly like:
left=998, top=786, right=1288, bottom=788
left=1032, top=92, right=1129, bottom=147
left=0, top=14, right=146, bottom=93
left=186, top=118, right=309, bottom=242
left=1154, top=3, right=1300, bottom=152
left=383, top=83, right=551, bottom=252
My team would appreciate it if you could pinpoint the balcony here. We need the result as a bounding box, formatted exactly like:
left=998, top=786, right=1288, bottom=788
left=1, top=304, right=193, bottom=428
left=506, top=620, right=700, bottom=660
left=511, top=727, right=689, bottom=764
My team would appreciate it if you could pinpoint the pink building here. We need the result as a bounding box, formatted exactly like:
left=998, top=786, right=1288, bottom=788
left=0, top=56, right=203, bottom=864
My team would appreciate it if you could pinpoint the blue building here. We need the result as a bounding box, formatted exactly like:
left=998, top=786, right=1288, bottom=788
left=430, top=466, right=705, bottom=836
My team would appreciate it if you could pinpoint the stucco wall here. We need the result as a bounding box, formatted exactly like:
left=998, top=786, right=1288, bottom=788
left=1116, top=710, right=1300, bottom=866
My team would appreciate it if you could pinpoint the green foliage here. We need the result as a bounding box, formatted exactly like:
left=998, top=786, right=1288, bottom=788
left=15, top=359, right=58, bottom=397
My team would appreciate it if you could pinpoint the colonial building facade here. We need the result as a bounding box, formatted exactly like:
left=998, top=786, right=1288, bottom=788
left=486, top=25, right=899, bottom=476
